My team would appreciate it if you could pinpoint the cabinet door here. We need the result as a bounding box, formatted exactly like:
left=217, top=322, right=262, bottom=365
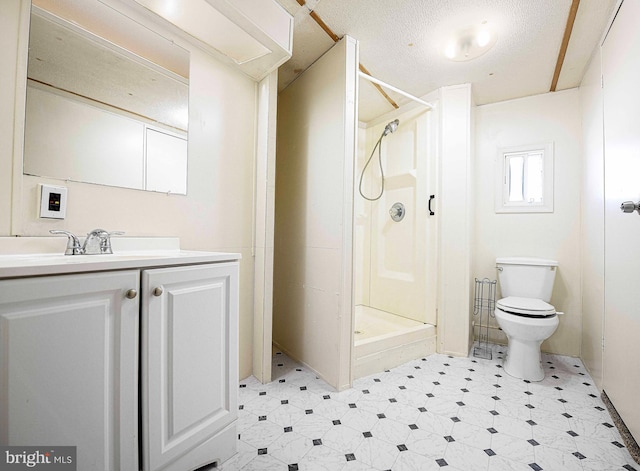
left=141, top=263, right=238, bottom=471
left=0, top=270, right=140, bottom=471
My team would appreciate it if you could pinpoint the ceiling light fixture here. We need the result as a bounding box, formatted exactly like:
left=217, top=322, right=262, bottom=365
left=444, top=22, right=496, bottom=61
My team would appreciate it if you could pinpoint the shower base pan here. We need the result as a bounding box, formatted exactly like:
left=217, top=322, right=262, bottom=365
left=354, top=305, right=436, bottom=379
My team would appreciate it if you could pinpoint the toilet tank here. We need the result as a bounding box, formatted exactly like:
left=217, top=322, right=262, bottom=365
left=496, top=257, right=558, bottom=302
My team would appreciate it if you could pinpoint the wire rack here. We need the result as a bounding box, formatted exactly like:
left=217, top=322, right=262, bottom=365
left=473, top=278, right=496, bottom=360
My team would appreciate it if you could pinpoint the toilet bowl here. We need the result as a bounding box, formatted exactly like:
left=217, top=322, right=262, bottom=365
left=495, top=297, right=558, bottom=381
left=495, top=258, right=560, bottom=381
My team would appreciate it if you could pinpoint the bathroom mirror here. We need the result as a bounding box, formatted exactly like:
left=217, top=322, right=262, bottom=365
left=23, top=0, right=189, bottom=194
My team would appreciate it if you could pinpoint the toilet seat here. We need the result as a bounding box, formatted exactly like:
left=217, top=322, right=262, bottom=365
left=496, top=296, right=556, bottom=318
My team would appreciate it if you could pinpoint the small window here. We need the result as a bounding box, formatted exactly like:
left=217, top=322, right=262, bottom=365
left=495, top=143, right=553, bottom=213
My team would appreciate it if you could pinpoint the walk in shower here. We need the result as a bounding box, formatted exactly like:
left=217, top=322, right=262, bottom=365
left=353, top=96, right=438, bottom=379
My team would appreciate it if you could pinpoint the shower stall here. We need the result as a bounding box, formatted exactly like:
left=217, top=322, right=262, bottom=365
left=353, top=102, right=438, bottom=379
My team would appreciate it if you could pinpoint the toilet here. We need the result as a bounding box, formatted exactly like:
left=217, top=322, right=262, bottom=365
left=494, top=257, right=559, bottom=381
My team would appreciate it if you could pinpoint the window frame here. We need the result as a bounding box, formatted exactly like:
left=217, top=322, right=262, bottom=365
left=494, top=142, right=554, bottom=213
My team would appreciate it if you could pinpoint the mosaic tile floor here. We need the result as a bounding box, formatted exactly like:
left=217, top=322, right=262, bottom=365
left=219, top=344, right=638, bottom=470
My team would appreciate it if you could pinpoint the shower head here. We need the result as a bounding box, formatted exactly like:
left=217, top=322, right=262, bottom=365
left=383, top=119, right=399, bottom=136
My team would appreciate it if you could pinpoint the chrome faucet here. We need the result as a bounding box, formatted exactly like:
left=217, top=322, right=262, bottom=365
left=50, top=229, right=124, bottom=255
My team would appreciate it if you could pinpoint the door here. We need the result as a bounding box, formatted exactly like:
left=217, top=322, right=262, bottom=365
left=602, top=0, right=640, bottom=443
left=141, top=262, right=239, bottom=471
left=0, top=270, right=140, bottom=471
left=368, top=108, right=436, bottom=324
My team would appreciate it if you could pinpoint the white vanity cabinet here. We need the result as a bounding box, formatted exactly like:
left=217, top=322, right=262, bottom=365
left=0, top=270, right=141, bottom=470
left=141, top=263, right=238, bottom=471
left=0, top=255, right=239, bottom=471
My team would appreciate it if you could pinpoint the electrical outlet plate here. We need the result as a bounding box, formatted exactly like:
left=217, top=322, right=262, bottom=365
left=39, top=184, right=67, bottom=219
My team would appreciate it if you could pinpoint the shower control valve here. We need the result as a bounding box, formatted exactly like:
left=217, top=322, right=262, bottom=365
left=389, top=202, right=405, bottom=222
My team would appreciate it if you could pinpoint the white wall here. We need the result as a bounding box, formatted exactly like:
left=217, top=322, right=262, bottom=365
left=273, top=37, right=357, bottom=390
left=579, top=49, right=605, bottom=388
left=474, top=89, right=583, bottom=357
left=2, top=0, right=263, bottom=379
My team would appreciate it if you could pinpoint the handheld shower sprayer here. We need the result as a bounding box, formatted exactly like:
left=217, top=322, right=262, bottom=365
left=359, top=119, right=401, bottom=201
left=383, top=119, right=399, bottom=136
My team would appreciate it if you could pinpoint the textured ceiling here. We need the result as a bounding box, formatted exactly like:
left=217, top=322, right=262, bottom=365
left=276, top=0, right=617, bottom=123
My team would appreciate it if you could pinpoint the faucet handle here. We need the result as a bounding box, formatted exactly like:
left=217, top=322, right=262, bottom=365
left=49, top=230, right=83, bottom=255
left=98, top=230, right=125, bottom=254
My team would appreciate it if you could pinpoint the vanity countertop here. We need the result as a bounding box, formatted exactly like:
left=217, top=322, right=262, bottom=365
left=0, top=250, right=241, bottom=279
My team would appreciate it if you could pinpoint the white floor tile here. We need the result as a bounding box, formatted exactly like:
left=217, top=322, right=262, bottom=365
left=224, top=346, right=639, bottom=471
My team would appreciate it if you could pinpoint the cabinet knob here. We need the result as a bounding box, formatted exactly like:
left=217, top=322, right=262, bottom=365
left=153, top=287, right=163, bottom=297
left=125, top=289, right=138, bottom=299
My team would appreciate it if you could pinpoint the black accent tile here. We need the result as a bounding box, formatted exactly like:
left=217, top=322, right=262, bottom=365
left=494, top=384, right=501, bottom=388
left=415, top=366, right=422, bottom=369
left=305, top=409, right=313, bottom=415
left=277, top=364, right=284, bottom=367
left=524, top=391, right=533, bottom=395
left=444, top=363, right=450, bottom=366
left=496, top=365, right=503, bottom=369
left=555, top=386, right=563, bottom=391
left=239, top=405, right=244, bottom=410
left=284, top=426, right=293, bottom=433
left=374, top=378, right=381, bottom=382
left=332, top=420, right=341, bottom=425
left=552, top=375, right=559, bottom=379
left=456, top=401, right=465, bottom=406
left=527, top=420, right=537, bottom=426
left=418, top=407, right=427, bottom=412
left=399, top=385, right=407, bottom=390
left=397, top=444, right=408, bottom=452
left=490, top=410, right=499, bottom=416
left=613, top=441, right=625, bottom=448
left=528, top=439, right=539, bottom=446
left=377, top=413, right=386, bottom=419
left=495, top=374, right=502, bottom=378
left=426, top=393, right=435, bottom=398
left=623, top=465, right=638, bottom=471
left=389, top=398, right=397, bottom=403
left=436, top=458, right=448, bottom=467
left=484, top=449, right=496, bottom=456
left=589, top=393, right=597, bottom=398
left=465, top=377, right=472, bottom=381
left=450, top=417, right=460, bottom=423
left=296, top=368, right=302, bottom=371
left=323, top=395, right=330, bottom=400
left=567, top=430, right=579, bottom=437
left=492, top=396, right=501, bottom=401
left=603, top=422, right=614, bottom=428
left=349, top=403, right=357, bottom=409
left=562, top=413, right=572, bottom=418
left=444, top=436, right=455, bottom=442
left=258, top=448, right=267, bottom=455
left=525, top=404, right=535, bottom=409
left=439, top=371, right=446, bottom=375
left=279, top=379, right=286, bottom=383
left=583, top=382, right=591, bottom=386
left=524, top=380, right=531, bottom=384
left=558, top=399, right=568, bottom=404
left=407, top=375, right=414, bottom=379
left=573, top=452, right=586, bottom=460
left=487, top=427, right=498, bottom=434
left=461, top=388, right=469, bottom=393
left=281, top=399, right=289, bottom=404
left=595, top=406, right=605, bottom=411
left=433, top=382, right=441, bottom=386
left=345, top=453, right=356, bottom=462
left=259, top=416, right=267, bottom=421
left=240, top=384, right=247, bottom=388
left=288, top=465, right=299, bottom=471
left=362, top=389, right=370, bottom=394
left=300, top=386, right=307, bottom=391
left=529, top=463, right=542, bottom=471
left=468, top=368, right=475, bottom=372
left=409, top=424, right=418, bottom=430
left=313, top=439, right=322, bottom=446
left=363, top=431, right=373, bottom=438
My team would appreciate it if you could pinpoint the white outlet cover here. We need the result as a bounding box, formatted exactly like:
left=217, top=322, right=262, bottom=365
left=39, top=184, right=68, bottom=219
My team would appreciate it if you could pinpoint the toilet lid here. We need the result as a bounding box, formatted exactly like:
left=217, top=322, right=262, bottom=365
left=496, top=296, right=556, bottom=317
